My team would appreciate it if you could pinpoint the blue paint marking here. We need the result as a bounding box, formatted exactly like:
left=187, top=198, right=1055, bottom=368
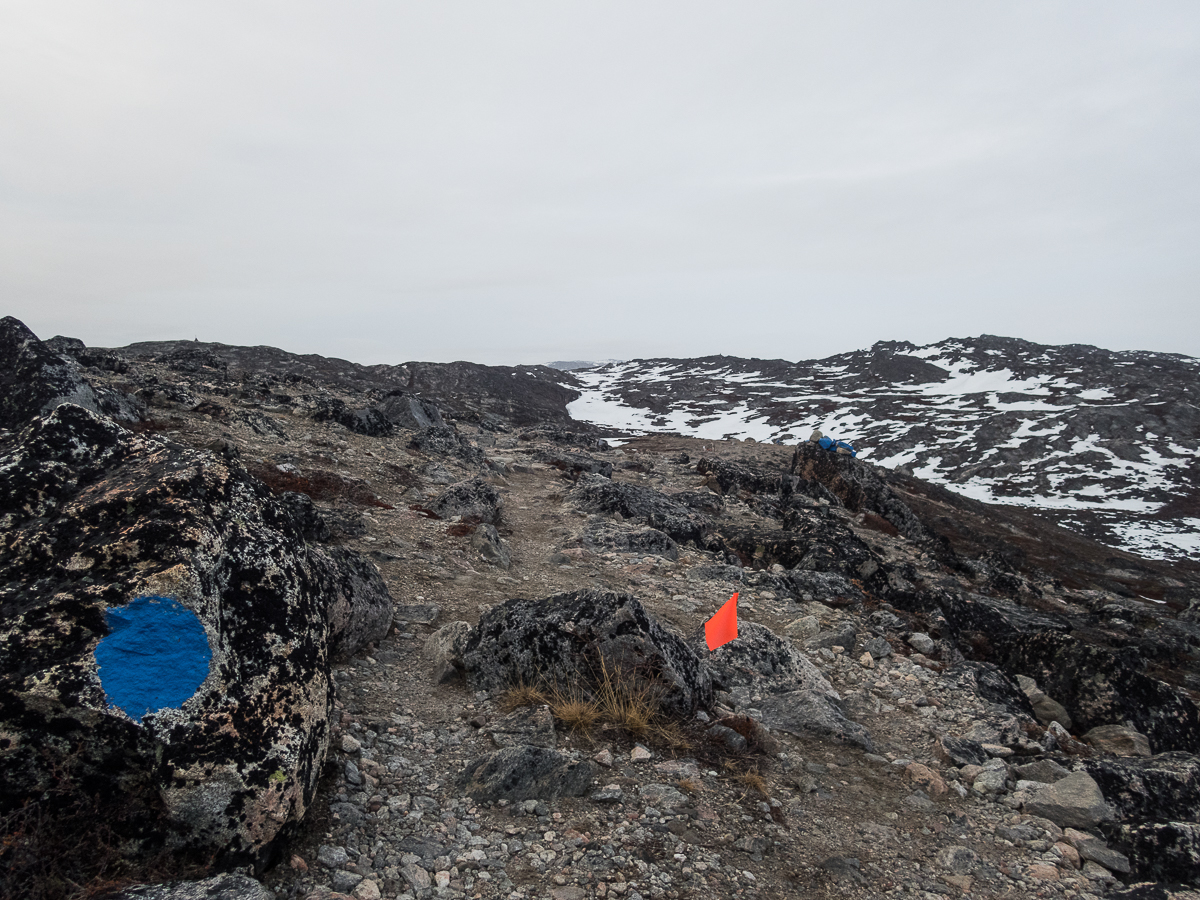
left=94, top=596, right=212, bottom=724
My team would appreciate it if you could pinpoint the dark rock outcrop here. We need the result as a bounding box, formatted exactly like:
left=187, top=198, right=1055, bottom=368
left=999, top=632, right=1200, bottom=753
left=311, top=397, right=394, bottom=437
left=375, top=391, right=445, bottom=430
left=1082, top=753, right=1200, bottom=824
left=460, top=590, right=712, bottom=716
left=407, top=426, right=485, bottom=463
left=575, top=520, right=679, bottom=560
left=0, top=404, right=392, bottom=869
left=1106, top=822, right=1200, bottom=887
left=429, top=477, right=503, bottom=526
left=1, top=315, right=104, bottom=429
left=535, top=449, right=614, bottom=479
left=571, top=474, right=714, bottom=547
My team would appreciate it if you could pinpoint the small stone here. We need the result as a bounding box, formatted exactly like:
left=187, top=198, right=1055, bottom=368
left=594, top=749, right=615, bottom=767
left=341, top=734, right=362, bottom=753
left=937, top=845, right=978, bottom=874
left=1013, top=759, right=1071, bottom=784
left=401, top=862, right=431, bottom=891
left=935, top=736, right=987, bottom=768
left=593, top=784, right=624, bottom=803
left=435, top=871, right=451, bottom=889
left=942, top=874, right=973, bottom=891
left=630, top=745, right=653, bottom=761
left=550, top=888, right=586, bottom=900
left=331, top=870, right=362, bottom=893
left=981, top=743, right=1014, bottom=758
left=289, top=855, right=309, bottom=872
left=1053, top=841, right=1080, bottom=869
left=862, top=636, right=893, bottom=659
left=972, top=767, right=1008, bottom=794
left=1073, top=836, right=1132, bottom=873
left=905, top=763, right=948, bottom=798
left=353, top=880, right=381, bottom=900
left=317, top=845, right=350, bottom=869
left=908, top=633, right=936, bottom=655
left=1027, top=863, right=1059, bottom=880
left=859, top=652, right=875, bottom=669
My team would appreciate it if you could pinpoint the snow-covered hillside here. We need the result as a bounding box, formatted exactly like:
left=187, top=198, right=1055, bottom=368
left=563, top=336, right=1200, bottom=560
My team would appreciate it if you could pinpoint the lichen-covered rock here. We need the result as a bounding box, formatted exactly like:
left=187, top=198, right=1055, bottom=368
left=1105, top=821, right=1200, bottom=887
left=460, top=590, right=712, bottom=716
left=690, top=621, right=872, bottom=750
left=1085, top=724, right=1153, bottom=757
left=485, top=704, right=556, bottom=749
left=1082, top=753, right=1200, bottom=823
left=407, top=426, right=484, bottom=463
left=0, top=315, right=104, bottom=429
left=575, top=520, right=679, bottom=560
left=0, top=404, right=392, bottom=869
left=429, top=477, right=503, bottom=525
left=570, top=474, right=714, bottom=546
left=999, top=631, right=1200, bottom=753
left=535, top=449, right=613, bottom=479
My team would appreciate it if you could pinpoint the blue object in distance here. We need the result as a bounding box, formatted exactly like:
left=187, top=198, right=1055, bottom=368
left=94, top=595, right=212, bottom=724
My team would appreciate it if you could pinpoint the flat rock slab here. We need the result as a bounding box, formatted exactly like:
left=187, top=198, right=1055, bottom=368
left=394, top=603, right=440, bottom=625
left=1022, top=771, right=1114, bottom=829
left=486, top=704, right=557, bottom=749
left=457, top=745, right=596, bottom=803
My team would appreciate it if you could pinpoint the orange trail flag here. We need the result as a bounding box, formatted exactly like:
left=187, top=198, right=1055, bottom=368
left=705, top=592, right=739, bottom=651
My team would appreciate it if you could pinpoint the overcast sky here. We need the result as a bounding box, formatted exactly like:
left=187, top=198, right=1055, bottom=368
left=2, top=3, right=1198, bottom=366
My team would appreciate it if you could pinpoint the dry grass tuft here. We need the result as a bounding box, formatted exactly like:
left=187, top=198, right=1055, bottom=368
left=735, top=767, right=768, bottom=798
left=676, top=776, right=702, bottom=795
left=498, top=682, right=550, bottom=713
left=498, top=658, right=693, bottom=751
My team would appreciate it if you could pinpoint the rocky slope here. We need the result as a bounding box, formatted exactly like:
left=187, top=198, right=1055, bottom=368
left=563, top=337, right=1200, bottom=562
left=3, top=318, right=1200, bottom=900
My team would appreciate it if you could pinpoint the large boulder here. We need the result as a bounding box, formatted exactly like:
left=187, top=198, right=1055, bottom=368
left=429, top=477, right=503, bottom=525
left=689, top=621, right=872, bottom=750
left=1022, top=772, right=1115, bottom=829
left=0, top=404, right=393, bottom=869
left=375, top=391, right=445, bottom=430
left=460, top=590, right=712, bottom=716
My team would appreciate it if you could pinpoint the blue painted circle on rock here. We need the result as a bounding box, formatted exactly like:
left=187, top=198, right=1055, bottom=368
left=94, top=596, right=213, bottom=724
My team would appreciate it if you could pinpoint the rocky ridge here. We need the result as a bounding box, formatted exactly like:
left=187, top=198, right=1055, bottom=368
left=2, top=318, right=1199, bottom=900
left=563, top=337, right=1200, bottom=561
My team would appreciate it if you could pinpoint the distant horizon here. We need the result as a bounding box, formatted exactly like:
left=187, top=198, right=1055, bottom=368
left=28, top=317, right=1198, bottom=370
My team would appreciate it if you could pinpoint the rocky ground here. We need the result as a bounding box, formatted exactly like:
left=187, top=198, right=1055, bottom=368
left=4, top=324, right=1200, bottom=900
